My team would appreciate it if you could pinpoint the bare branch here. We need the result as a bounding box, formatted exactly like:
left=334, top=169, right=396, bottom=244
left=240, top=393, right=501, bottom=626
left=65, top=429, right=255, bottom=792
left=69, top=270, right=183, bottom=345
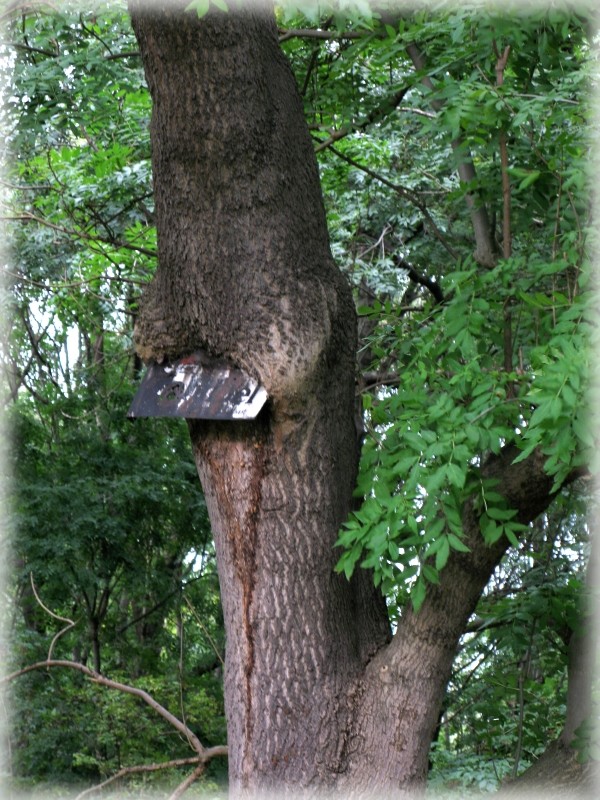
left=278, top=28, right=363, bottom=43
left=73, top=757, right=204, bottom=800
left=168, top=761, right=207, bottom=800
left=29, top=573, right=76, bottom=661
left=1, top=660, right=226, bottom=760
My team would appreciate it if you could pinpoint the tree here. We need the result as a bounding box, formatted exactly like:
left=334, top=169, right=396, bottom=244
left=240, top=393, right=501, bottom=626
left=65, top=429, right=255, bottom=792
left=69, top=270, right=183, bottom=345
left=127, top=1, right=595, bottom=797
left=2, top=0, right=595, bottom=797
left=0, top=6, right=227, bottom=788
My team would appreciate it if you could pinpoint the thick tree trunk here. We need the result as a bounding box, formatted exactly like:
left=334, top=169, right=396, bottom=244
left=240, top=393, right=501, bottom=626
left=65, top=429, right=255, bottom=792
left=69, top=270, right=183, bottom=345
left=129, top=3, right=390, bottom=794
left=129, top=4, right=578, bottom=797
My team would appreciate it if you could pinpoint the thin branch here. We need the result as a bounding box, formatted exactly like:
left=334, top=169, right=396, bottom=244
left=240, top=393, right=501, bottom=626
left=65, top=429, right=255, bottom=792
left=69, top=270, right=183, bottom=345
left=29, top=573, right=76, bottom=661
left=397, top=256, right=445, bottom=304
left=2, top=212, right=157, bottom=258
left=328, top=146, right=459, bottom=261
left=17, top=306, right=65, bottom=395
left=0, top=178, right=53, bottom=190
left=78, top=11, right=113, bottom=57
left=495, top=43, right=514, bottom=381
left=4, top=266, right=147, bottom=291
left=278, top=28, right=363, bottom=43
left=104, top=49, right=140, bottom=60
left=184, top=595, right=225, bottom=668
left=397, top=105, right=436, bottom=119
left=300, top=46, right=320, bottom=97
left=0, top=39, right=57, bottom=57
left=168, top=761, right=206, bottom=800
left=73, top=757, right=204, bottom=800
left=314, top=85, right=409, bottom=153
left=406, top=41, right=497, bottom=268
left=360, top=370, right=401, bottom=391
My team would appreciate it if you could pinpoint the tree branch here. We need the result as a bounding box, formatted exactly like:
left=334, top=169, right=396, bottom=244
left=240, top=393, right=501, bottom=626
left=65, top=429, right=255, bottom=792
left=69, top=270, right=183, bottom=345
left=29, top=573, right=76, bottom=661
left=278, top=28, right=363, bottom=43
left=396, top=255, right=445, bottom=304
left=1, top=212, right=157, bottom=258
left=328, top=146, right=459, bottom=260
left=314, top=85, right=410, bottom=153
left=104, top=49, right=140, bottom=60
left=73, top=757, right=205, bottom=800
left=0, top=39, right=57, bottom=57
left=1, top=660, right=223, bottom=758
left=406, top=41, right=497, bottom=268
left=168, top=761, right=207, bottom=800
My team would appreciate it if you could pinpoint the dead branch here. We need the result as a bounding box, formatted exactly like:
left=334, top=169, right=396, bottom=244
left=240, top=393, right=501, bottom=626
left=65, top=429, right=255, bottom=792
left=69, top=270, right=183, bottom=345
left=29, top=573, right=76, bottom=661
left=73, top=756, right=203, bottom=800
left=168, top=761, right=207, bottom=800
left=2, top=659, right=228, bottom=798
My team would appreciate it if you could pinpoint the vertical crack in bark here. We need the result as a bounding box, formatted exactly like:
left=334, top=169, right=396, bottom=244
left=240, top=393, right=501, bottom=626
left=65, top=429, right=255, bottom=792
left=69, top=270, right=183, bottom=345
left=237, top=431, right=268, bottom=786
left=189, top=418, right=270, bottom=787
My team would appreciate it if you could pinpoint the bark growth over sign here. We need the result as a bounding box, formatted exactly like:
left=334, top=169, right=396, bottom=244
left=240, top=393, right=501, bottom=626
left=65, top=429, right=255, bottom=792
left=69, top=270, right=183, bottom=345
left=130, top=2, right=355, bottom=417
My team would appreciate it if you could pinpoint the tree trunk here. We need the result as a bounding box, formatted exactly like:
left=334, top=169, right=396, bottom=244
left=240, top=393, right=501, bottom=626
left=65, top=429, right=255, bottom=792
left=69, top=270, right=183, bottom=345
left=129, top=3, right=389, bottom=793
left=128, top=4, right=579, bottom=797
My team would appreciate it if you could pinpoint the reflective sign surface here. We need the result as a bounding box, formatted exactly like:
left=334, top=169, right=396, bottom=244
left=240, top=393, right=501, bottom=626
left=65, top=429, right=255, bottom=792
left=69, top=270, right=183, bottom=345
left=127, top=351, right=268, bottom=421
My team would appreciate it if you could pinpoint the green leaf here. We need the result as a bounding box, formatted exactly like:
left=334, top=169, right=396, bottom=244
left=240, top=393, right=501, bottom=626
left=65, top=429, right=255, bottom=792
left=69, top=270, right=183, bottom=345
left=435, top=536, right=451, bottom=571
left=186, top=0, right=210, bottom=16
left=517, top=170, right=541, bottom=191
left=411, top=578, right=427, bottom=613
left=485, top=507, right=517, bottom=522
left=447, top=533, right=470, bottom=553
left=446, top=462, right=466, bottom=489
left=422, top=564, right=440, bottom=584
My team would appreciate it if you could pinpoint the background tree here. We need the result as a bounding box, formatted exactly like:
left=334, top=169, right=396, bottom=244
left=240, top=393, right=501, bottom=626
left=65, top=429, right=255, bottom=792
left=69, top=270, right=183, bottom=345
left=1, top=0, right=597, bottom=797
left=1, top=5, right=227, bottom=794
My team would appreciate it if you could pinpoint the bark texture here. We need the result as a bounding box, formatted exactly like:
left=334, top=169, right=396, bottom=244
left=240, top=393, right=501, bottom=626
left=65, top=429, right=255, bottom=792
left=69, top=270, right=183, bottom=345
left=129, top=3, right=389, bottom=794
left=129, top=4, right=580, bottom=798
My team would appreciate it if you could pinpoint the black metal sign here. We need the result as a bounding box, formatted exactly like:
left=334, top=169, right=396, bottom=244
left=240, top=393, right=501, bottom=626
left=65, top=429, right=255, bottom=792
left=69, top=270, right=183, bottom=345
left=127, top=351, right=268, bottom=421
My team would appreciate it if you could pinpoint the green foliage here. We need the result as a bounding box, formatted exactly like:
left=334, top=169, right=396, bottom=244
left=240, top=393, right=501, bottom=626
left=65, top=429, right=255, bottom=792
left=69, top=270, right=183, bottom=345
left=280, top=4, right=595, bottom=785
left=2, top=4, right=226, bottom=790
left=291, top=6, right=596, bottom=608
left=186, top=0, right=232, bottom=17
left=2, top=2, right=595, bottom=795
left=427, top=496, right=591, bottom=789
left=571, top=717, right=600, bottom=764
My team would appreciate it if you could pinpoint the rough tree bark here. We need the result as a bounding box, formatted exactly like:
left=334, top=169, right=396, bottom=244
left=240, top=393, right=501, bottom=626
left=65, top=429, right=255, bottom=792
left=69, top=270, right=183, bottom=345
left=128, top=4, right=585, bottom=797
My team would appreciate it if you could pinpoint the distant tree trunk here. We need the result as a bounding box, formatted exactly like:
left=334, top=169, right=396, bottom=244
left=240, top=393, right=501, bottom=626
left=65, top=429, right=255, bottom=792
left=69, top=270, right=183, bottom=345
left=129, top=4, right=581, bottom=796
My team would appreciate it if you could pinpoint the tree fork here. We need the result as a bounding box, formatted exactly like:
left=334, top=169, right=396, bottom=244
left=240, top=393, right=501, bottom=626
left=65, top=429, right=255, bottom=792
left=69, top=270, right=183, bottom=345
left=129, top=3, right=580, bottom=797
